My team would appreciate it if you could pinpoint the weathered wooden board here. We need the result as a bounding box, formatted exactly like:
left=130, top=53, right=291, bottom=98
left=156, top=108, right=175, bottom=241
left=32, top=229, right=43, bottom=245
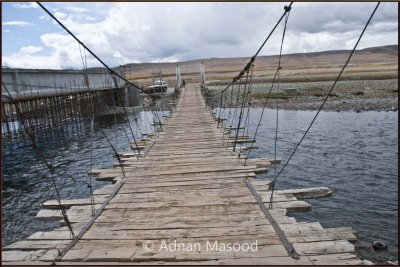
left=41, top=196, right=107, bottom=209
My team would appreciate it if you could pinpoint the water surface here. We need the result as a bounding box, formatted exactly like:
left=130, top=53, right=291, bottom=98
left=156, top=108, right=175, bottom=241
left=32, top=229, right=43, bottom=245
left=244, top=108, right=398, bottom=263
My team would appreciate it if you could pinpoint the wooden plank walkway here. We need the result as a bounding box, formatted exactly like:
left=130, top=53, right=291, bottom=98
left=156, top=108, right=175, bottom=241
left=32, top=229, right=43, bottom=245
left=2, top=86, right=369, bottom=265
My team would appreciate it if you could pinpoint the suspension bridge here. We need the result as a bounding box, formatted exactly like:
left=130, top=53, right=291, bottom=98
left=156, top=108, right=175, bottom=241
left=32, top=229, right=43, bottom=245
left=2, top=85, right=367, bottom=265
left=2, top=1, right=382, bottom=265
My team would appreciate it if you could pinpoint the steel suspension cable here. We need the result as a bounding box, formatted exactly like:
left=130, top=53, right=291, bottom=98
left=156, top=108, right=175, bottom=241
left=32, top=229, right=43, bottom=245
left=78, top=43, right=96, bottom=216
left=271, top=2, right=381, bottom=189
left=240, top=65, right=255, bottom=152
left=229, top=78, right=243, bottom=139
left=110, top=75, right=142, bottom=157
left=81, top=66, right=131, bottom=181
left=100, top=128, right=126, bottom=177
left=2, top=83, right=76, bottom=238
left=245, top=6, right=291, bottom=163
left=143, top=104, right=155, bottom=135
left=36, top=2, right=154, bottom=98
left=150, top=97, right=164, bottom=132
left=220, top=90, right=228, bottom=128
left=220, top=2, right=293, bottom=95
left=233, top=70, right=251, bottom=152
left=103, top=71, right=138, bottom=158
left=134, top=117, right=144, bottom=139
left=216, top=94, right=224, bottom=127
left=2, top=86, right=96, bottom=188
left=226, top=84, right=235, bottom=129
left=266, top=9, right=291, bottom=206
left=270, top=70, right=281, bottom=208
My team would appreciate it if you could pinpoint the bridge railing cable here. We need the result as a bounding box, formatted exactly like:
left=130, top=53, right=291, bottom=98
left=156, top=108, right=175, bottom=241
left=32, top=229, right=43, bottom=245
left=269, top=2, right=381, bottom=202
left=245, top=5, right=291, bottom=164
left=219, top=2, right=293, bottom=96
left=215, top=3, right=293, bottom=157
left=78, top=43, right=96, bottom=215
left=2, top=83, right=76, bottom=238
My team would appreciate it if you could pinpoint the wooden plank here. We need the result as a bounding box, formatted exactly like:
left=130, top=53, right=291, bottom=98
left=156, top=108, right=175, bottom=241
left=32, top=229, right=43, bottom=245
left=278, top=187, right=333, bottom=199
left=1, top=260, right=51, bottom=265
left=56, top=179, right=126, bottom=260
left=3, top=240, right=70, bottom=251
left=35, top=205, right=101, bottom=221
left=121, top=172, right=258, bottom=184
left=307, top=253, right=364, bottom=265
left=41, top=196, right=107, bottom=209
left=294, top=240, right=355, bottom=255
left=103, top=203, right=287, bottom=215
left=245, top=179, right=300, bottom=259
left=1, top=250, right=48, bottom=262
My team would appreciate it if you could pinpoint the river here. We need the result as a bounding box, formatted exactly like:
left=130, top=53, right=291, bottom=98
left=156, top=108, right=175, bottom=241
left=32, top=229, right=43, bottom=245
left=1, top=108, right=398, bottom=263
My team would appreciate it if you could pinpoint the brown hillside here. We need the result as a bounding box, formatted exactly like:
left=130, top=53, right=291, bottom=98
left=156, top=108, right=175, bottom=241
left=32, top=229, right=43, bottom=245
left=117, top=45, right=398, bottom=86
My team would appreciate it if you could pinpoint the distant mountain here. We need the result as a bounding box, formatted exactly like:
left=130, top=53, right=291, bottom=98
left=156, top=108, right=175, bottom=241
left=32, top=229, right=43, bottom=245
left=360, top=44, right=398, bottom=54
left=119, top=44, right=398, bottom=70
left=280, top=44, right=398, bottom=58
left=5, top=45, right=395, bottom=72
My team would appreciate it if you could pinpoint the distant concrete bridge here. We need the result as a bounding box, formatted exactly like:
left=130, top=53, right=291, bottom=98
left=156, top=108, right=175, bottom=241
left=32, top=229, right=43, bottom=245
left=1, top=68, right=142, bottom=139
left=2, top=68, right=121, bottom=94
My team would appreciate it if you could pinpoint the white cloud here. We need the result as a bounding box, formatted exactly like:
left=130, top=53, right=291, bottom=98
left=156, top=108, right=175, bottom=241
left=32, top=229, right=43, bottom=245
left=82, top=15, right=97, bottom=22
left=3, top=2, right=398, bottom=69
left=3, top=54, right=61, bottom=69
left=4, top=29, right=10, bottom=33
left=2, top=46, right=55, bottom=69
left=54, top=12, right=68, bottom=20
left=3, top=42, right=79, bottom=69
left=65, top=6, right=89, bottom=13
left=140, top=25, right=151, bottom=32
left=20, top=46, right=44, bottom=54
left=3, top=21, right=34, bottom=26
left=13, top=3, right=38, bottom=9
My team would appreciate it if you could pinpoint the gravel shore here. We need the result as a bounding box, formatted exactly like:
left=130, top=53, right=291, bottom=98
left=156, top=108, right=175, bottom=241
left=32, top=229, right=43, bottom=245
left=206, top=79, right=398, bottom=112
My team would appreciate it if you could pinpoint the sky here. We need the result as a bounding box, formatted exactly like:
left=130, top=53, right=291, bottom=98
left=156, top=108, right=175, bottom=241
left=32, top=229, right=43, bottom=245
left=2, top=2, right=398, bottom=69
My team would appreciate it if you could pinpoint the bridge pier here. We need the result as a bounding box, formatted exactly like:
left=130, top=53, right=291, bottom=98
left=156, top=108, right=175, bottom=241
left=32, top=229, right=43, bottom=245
left=1, top=88, right=127, bottom=143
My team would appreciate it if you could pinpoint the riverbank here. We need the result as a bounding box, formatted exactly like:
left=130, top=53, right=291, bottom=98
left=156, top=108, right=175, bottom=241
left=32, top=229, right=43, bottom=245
left=205, top=79, right=398, bottom=112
